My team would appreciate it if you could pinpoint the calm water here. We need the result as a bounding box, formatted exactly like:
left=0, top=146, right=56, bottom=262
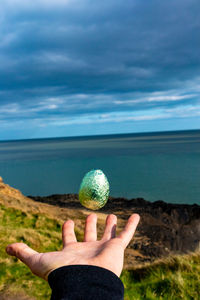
left=0, top=130, right=199, bottom=204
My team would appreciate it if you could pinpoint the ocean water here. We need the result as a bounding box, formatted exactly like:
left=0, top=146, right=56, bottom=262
left=0, top=130, right=199, bottom=204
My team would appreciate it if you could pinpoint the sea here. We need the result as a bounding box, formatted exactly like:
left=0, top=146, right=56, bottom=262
left=0, top=130, right=199, bottom=205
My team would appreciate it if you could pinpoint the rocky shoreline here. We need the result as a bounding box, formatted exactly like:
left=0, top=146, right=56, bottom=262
left=29, top=193, right=200, bottom=261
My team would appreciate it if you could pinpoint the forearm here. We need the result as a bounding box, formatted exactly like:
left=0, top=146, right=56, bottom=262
left=48, top=265, right=124, bottom=300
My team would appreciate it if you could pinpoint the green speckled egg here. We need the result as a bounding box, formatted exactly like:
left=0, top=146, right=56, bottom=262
left=79, top=169, right=109, bottom=210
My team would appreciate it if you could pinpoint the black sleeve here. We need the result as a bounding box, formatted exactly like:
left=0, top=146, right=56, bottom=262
left=48, top=265, right=124, bottom=300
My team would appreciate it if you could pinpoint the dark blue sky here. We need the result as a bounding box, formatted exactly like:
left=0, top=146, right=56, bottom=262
left=0, top=0, right=200, bottom=140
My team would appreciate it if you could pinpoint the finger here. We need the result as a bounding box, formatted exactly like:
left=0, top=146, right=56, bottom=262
left=84, top=213, right=97, bottom=242
left=117, top=214, right=140, bottom=248
left=6, top=242, right=38, bottom=265
left=101, top=214, right=117, bottom=241
left=62, top=220, right=77, bottom=248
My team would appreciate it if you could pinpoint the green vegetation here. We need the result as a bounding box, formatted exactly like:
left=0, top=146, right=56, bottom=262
left=0, top=203, right=199, bottom=299
left=0, top=204, right=63, bottom=299
left=121, top=252, right=200, bottom=300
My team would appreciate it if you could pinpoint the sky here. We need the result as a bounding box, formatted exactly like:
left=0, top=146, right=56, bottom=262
left=0, top=0, right=200, bottom=140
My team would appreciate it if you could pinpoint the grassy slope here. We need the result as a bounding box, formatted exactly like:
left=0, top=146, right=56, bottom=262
left=0, top=203, right=199, bottom=300
left=123, top=253, right=200, bottom=300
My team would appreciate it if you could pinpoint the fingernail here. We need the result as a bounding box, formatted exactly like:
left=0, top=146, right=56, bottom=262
left=6, top=246, right=14, bottom=255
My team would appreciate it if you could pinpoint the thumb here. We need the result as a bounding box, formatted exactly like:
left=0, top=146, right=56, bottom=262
left=6, top=243, right=38, bottom=265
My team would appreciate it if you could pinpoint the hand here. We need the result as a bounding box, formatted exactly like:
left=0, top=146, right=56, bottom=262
left=6, top=213, right=140, bottom=280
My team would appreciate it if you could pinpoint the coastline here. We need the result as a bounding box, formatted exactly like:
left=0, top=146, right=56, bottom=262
left=1, top=174, right=199, bottom=266
left=29, top=193, right=200, bottom=262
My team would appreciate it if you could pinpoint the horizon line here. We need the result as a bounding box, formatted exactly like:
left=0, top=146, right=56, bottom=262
left=0, top=128, right=199, bottom=143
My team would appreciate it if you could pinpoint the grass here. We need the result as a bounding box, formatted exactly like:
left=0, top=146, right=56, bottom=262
left=0, top=203, right=200, bottom=299
left=0, top=203, right=64, bottom=299
left=121, top=252, right=200, bottom=300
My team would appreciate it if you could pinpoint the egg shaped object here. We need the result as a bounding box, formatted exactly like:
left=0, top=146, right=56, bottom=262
left=79, top=169, right=109, bottom=210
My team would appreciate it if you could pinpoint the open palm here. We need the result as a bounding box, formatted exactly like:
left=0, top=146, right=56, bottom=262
left=6, top=213, right=140, bottom=280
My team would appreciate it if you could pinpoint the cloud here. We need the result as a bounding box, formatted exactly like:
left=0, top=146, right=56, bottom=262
left=0, top=0, right=200, bottom=138
left=114, top=93, right=197, bottom=105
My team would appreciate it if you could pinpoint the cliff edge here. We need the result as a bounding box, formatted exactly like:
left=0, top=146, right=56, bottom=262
left=0, top=176, right=199, bottom=267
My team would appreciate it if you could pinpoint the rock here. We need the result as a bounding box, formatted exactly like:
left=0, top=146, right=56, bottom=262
left=29, top=193, right=200, bottom=260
